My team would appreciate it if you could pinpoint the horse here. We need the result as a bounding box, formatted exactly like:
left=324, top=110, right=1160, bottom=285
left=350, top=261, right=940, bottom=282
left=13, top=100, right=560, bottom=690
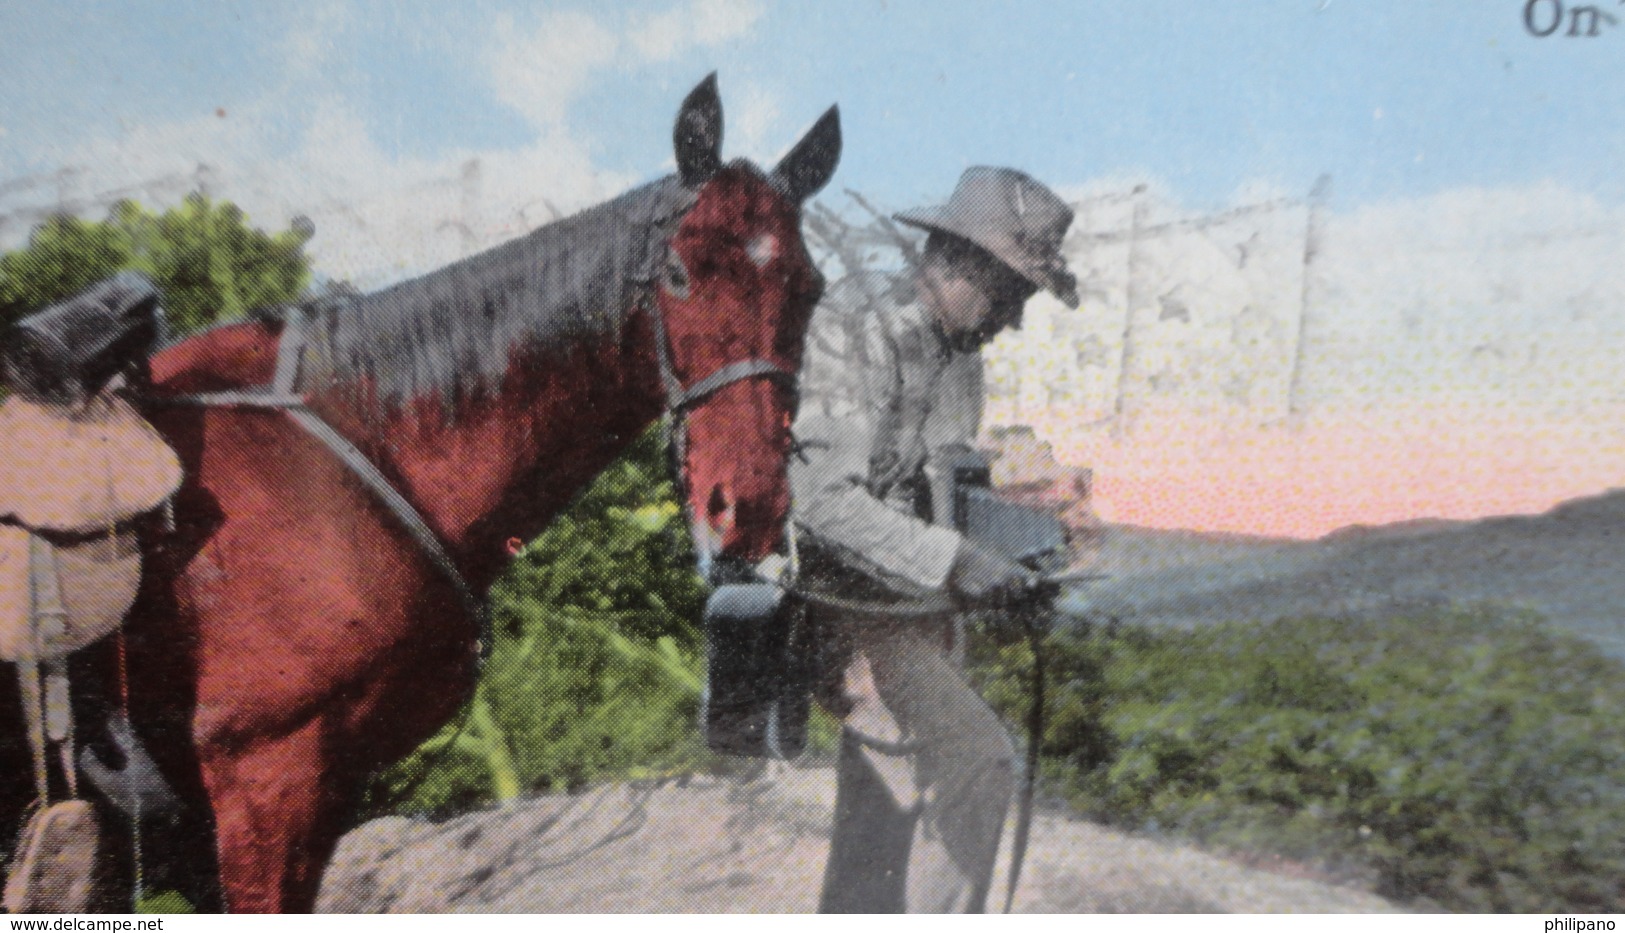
left=77, top=75, right=839, bottom=912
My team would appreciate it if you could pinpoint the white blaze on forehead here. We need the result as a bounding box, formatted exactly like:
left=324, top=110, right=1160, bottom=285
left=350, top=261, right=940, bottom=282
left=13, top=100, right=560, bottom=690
left=747, top=233, right=777, bottom=268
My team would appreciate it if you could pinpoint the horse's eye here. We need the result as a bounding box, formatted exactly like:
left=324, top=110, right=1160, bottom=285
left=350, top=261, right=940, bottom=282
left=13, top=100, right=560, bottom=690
left=746, top=234, right=777, bottom=269
left=663, top=254, right=691, bottom=299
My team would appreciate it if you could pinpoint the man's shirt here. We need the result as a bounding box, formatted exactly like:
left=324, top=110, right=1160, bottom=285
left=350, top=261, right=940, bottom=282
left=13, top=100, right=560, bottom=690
left=790, top=271, right=982, bottom=592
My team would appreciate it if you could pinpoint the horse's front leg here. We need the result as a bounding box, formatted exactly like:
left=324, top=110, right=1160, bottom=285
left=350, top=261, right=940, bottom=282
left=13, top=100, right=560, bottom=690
left=197, top=714, right=350, bottom=913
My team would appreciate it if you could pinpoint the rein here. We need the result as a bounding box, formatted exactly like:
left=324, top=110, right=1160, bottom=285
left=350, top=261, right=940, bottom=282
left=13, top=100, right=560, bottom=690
left=1003, top=602, right=1048, bottom=915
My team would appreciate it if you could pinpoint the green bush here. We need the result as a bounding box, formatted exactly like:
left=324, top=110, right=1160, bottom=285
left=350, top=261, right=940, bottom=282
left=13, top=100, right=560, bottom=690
left=368, top=428, right=714, bottom=816
left=0, top=197, right=310, bottom=335
left=970, top=607, right=1625, bottom=912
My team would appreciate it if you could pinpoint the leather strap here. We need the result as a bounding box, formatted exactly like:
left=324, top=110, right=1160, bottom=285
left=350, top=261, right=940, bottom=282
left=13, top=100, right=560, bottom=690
left=272, top=303, right=305, bottom=395
left=44, top=660, right=74, bottom=798
left=156, top=298, right=798, bottom=661
left=672, top=358, right=796, bottom=411
left=638, top=289, right=798, bottom=556
left=29, top=535, right=68, bottom=655
left=165, top=391, right=305, bottom=408
left=21, top=538, right=78, bottom=802
left=282, top=405, right=485, bottom=650
left=149, top=310, right=489, bottom=657
left=643, top=289, right=685, bottom=412
left=1002, top=610, right=1046, bottom=914
left=16, top=661, right=46, bottom=801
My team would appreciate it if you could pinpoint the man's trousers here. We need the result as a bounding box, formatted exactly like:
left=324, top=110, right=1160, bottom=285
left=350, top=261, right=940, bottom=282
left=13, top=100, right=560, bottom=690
left=814, top=611, right=1015, bottom=913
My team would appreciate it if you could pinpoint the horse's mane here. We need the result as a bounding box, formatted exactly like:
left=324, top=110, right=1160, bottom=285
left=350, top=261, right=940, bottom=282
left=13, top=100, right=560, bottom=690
left=300, top=175, right=693, bottom=412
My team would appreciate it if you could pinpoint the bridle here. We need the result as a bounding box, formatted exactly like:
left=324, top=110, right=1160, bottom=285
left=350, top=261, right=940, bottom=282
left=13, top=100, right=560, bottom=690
left=639, top=265, right=801, bottom=573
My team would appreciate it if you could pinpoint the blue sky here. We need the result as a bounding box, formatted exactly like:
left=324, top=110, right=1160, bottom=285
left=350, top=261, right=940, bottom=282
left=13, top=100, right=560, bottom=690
left=2, top=0, right=1624, bottom=530
left=2, top=0, right=1622, bottom=215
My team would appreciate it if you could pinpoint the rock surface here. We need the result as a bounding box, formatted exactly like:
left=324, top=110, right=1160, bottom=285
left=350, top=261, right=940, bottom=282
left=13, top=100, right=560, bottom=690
left=317, top=764, right=1399, bottom=913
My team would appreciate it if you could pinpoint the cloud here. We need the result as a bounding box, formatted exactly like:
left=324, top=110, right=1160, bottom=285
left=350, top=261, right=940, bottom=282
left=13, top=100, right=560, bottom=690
left=628, top=7, right=696, bottom=62
left=247, top=103, right=629, bottom=287
left=986, top=180, right=1625, bottom=428
left=1311, top=183, right=1625, bottom=410
left=489, top=11, right=621, bottom=130
left=733, top=84, right=782, bottom=158
left=4, top=88, right=632, bottom=290
left=0, top=0, right=774, bottom=289
left=278, top=0, right=352, bottom=81
left=904, top=179, right=1625, bottom=534
left=629, top=0, right=764, bottom=62
left=492, top=0, right=766, bottom=131
left=980, top=181, right=1625, bottom=532
left=692, top=0, right=766, bottom=44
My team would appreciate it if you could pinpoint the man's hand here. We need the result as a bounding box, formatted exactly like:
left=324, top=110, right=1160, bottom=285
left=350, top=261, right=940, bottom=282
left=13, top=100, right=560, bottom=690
left=949, top=541, right=1058, bottom=612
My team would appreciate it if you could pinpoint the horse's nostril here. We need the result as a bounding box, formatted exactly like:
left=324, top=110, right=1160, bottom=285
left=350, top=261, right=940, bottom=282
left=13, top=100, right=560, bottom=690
left=707, top=484, right=730, bottom=519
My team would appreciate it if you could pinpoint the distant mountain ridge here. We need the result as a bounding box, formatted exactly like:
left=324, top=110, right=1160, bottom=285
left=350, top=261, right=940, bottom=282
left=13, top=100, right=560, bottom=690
left=1076, top=488, right=1625, bottom=656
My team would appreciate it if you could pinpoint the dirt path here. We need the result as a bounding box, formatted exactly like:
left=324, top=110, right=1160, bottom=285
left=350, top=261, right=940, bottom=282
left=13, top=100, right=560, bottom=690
left=317, top=765, right=1400, bottom=913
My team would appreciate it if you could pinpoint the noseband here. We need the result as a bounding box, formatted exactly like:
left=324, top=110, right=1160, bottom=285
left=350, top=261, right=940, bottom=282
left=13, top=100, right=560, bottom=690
left=641, top=286, right=798, bottom=552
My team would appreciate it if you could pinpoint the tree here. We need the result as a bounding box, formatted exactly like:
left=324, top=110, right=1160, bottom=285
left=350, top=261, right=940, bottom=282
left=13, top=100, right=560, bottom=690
left=0, top=195, right=312, bottom=336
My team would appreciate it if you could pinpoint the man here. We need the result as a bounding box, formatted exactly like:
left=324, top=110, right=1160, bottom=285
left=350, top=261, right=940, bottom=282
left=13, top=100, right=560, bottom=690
left=791, top=166, right=1080, bottom=912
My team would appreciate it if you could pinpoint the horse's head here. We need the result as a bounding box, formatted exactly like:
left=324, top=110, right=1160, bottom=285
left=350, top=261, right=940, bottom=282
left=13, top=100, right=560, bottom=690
left=655, top=74, right=839, bottom=572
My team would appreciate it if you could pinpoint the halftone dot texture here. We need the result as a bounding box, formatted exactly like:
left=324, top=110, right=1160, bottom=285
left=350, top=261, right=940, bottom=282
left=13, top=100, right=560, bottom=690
left=316, top=766, right=1398, bottom=912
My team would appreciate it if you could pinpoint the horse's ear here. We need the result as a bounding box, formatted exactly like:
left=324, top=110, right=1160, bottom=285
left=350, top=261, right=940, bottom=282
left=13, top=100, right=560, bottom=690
left=675, top=73, right=724, bottom=187
left=771, top=105, right=841, bottom=204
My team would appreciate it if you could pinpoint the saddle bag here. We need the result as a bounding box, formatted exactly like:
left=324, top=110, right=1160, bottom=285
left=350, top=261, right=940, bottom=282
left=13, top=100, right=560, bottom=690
left=1, top=272, right=163, bottom=407
left=0, top=278, right=179, bottom=913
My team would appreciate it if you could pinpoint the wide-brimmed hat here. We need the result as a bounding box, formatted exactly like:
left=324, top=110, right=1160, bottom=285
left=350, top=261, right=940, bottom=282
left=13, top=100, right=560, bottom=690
left=895, top=166, right=1079, bottom=307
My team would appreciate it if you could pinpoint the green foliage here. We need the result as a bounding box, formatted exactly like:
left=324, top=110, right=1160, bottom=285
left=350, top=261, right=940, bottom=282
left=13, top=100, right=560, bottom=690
left=0, top=196, right=310, bottom=336
left=0, top=215, right=130, bottom=318
left=370, top=428, right=716, bottom=816
left=369, top=426, right=844, bottom=818
left=135, top=890, right=195, bottom=914
left=970, top=607, right=1625, bottom=912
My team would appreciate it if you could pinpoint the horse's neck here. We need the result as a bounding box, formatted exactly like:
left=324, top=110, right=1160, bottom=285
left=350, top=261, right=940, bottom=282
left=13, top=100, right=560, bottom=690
left=149, top=313, right=668, bottom=593
left=332, top=311, right=666, bottom=591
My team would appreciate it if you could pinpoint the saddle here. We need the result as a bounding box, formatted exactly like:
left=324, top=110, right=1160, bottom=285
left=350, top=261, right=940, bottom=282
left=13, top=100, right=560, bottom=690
left=0, top=270, right=178, bottom=661
left=0, top=273, right=180, bottom=913
left=0, top=393, right=181, bottom=913
left=0, top=393, right=180, bottom=662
